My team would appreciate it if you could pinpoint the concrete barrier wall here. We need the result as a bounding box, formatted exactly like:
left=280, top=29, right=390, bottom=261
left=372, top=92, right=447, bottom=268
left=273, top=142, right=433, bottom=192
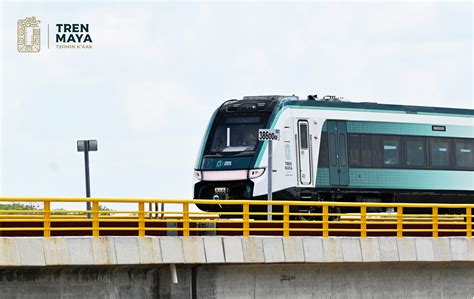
left=0, top=267, right=160, bottom=298
left=0, top=236, right=473, bottom=266
left=2, top=263, right=471, bottom=298
left=191, top=263, right=474, bottom=298
left=1, top=237, right=473, bottom=298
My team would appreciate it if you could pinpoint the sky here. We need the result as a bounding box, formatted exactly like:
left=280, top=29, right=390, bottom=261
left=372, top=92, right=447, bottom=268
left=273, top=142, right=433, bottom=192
left=0, top=1, right=473, bottom=210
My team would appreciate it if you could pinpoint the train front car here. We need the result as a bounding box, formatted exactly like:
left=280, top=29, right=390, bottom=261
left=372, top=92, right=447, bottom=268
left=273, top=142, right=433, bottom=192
left=194, top=94, right=474, bottom=214
left=193, top=96, right=290, bottom=211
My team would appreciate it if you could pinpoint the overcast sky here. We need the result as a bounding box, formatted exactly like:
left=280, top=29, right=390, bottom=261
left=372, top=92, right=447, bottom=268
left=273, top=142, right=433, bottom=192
left=1, top=1, right=472, bottom=209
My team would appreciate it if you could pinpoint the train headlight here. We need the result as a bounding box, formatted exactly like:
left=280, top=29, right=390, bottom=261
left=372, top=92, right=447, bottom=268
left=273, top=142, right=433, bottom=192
left=248, top=168, right=265, bottom=179
left=194, top=170, right=202, bottom=181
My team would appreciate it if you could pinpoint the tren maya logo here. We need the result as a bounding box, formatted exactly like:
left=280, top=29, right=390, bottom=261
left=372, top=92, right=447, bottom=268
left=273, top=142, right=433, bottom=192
left=17, top=16, right=93, bottom=53
left=17, top=17, right=41, bottom=53
left=55, top=23, right=93, bottom=49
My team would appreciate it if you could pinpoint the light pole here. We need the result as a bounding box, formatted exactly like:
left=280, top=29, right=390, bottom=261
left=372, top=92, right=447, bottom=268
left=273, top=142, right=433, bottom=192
left=77, top=140, right=98, bottom=214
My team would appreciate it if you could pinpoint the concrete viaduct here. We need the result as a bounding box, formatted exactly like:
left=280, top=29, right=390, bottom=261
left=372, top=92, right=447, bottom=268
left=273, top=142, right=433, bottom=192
left=1, top=236, right=473, bottom=298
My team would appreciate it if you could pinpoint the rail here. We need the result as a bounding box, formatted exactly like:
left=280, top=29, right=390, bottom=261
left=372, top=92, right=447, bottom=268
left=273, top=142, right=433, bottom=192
left=0, top=197, right=472, bottom=238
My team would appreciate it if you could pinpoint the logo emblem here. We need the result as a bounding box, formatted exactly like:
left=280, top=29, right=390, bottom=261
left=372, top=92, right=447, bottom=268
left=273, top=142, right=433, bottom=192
left=216, top=161, right=222, bottom=168
left=17, top=17, right=41, bottom=53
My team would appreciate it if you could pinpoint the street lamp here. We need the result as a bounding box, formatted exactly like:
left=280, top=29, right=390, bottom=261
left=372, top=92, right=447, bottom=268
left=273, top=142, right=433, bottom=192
left=77, top=140, right=98, bottom=213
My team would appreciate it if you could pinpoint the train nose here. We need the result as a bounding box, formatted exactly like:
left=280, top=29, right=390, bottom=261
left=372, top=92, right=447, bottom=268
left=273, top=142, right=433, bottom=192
left=194, top=180, right=254, bottom=201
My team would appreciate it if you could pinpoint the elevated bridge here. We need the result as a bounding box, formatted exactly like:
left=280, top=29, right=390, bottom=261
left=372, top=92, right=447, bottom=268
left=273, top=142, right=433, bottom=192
left=0, top=197, right=472, bottom=238
left=1, top=197, right=473, bottom=298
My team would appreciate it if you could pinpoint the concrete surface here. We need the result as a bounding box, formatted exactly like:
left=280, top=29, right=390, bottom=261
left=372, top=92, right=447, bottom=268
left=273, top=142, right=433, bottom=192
left=262, top=238, right=285, bottom=263
left=192, top=263, right=474, bottom=298
left=0, top=267, right=159, bottom=298
left=282, top=238, right=305, bottom=262
left=1, top=236, right=473, bottom=266
left=203, top=237, right=225, bottom=263
left=241, top=237, right=264, bottom=263
left=1, top=236, right=474, bottom=298
left=223, top=237, right=244, bottom=263
left=0, top=262, right=474, bottom=299
left=2, top=263, right=471, bottom=298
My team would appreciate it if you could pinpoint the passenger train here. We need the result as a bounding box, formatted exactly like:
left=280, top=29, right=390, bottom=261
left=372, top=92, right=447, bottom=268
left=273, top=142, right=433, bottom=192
left=193, top=95, right=473, bottom=212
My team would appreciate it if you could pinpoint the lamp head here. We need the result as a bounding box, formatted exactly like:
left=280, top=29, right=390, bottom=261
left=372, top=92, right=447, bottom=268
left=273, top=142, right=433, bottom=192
left=77, top=140, right=98, bottom=152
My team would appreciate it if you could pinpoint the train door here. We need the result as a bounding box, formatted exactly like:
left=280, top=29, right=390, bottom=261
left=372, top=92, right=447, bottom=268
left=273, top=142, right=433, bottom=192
left=327, top=120, right=349, bottom=186
left=297, top=120, right=312, bottom=185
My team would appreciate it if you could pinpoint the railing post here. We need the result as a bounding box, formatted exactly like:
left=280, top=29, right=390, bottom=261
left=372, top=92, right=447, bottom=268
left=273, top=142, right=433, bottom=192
left=183, top=202, right=190, bottom=237
left=92, top=201, right=100, bottom=237
left=322, top=204, right=329, bottom=238
left=397, top=206, right=403, bottom=238
left=283, top=204, right=290, bottom=237
left=243, top=203, right=250, bottom=237
left=360, top=205, right=367, bottom=238
left=467, top=207, right=472, bottom=238
left=432, top=206, right=438, bottom=238
left=138, top=202, right=145, bottom=237
left=44, top=201, right=51, bottom=238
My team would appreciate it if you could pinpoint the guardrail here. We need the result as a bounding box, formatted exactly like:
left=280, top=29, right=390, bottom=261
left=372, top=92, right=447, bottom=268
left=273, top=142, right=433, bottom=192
left=0, top=197, right=472, bottom=238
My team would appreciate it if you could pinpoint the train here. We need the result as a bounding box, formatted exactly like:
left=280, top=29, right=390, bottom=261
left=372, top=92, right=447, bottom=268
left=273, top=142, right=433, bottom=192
left=193, top=95, right=473, bottom=212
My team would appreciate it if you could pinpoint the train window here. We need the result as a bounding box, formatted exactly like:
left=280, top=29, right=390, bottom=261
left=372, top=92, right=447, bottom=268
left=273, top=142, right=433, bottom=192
left=329, top=133, right=337, bottom=166
left=382, top=137, right=401, bottom=167
left=454, top=139, right=474, bottom=169
left=339, top=134, right=347, bottom=167
left=405, top=137, right=426, bottom=167
left=349, top=134, right=361, bottom=167
left=361, top=135, right=372, bottom=167
left=299, top=122, right=308, bottom=149
left=207, top=116, right=265, bottom=154
left=284, top=127, right=292, bottom=142
left=430, top=138, right=450, bottom=168
left=318, top=133, right=329, bottom=168
left=371, top=135, right=382, bottom=167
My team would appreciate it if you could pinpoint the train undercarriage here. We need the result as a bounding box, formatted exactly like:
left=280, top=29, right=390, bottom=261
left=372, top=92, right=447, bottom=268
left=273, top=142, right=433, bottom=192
left=195, top=181, right=473, bottom=218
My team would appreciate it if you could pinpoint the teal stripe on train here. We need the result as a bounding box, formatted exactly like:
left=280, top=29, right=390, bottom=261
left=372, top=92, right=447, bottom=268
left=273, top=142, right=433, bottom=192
left=316, top=168, right=474, bottom=191
left=349, top=168, right=474, bottom=190
left=195, top=108, right=219, bottom=169
left=315, top=168, right=330, bottom=187
left=347, top=121, right=474, bottom=138
left=280, top=101, right=474, bottom=118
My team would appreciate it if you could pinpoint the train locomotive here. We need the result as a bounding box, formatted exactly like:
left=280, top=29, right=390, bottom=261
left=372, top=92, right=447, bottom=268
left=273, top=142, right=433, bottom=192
left=193, top=95, right=474, bottom=212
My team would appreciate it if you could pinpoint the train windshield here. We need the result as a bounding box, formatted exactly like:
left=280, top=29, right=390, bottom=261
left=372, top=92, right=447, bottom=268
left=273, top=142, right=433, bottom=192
left=206, top=116, right=265, bottom=154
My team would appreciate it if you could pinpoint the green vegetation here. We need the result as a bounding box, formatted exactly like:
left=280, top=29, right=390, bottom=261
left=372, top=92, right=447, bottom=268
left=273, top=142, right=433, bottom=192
left=0, top=203, right=114, bottom=216
left=0, top=203, right=39, bottom=211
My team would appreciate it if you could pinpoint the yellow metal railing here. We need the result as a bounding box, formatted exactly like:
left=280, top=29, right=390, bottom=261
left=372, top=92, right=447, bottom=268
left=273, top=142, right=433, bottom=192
left=0, top=197, right=473, bottom=238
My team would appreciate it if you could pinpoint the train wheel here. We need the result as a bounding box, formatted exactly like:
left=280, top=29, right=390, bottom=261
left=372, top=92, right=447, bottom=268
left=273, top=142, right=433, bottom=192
left=295, top=206, right=321, bottom=221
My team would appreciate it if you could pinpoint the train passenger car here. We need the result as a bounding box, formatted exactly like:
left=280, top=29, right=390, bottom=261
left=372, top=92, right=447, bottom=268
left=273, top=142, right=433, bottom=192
left=193, top=95, right=473, bottom=211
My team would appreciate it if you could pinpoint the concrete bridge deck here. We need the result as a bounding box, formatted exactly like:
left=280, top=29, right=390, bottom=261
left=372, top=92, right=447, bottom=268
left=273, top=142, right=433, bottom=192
left=1, top=236, right=473, bottom=266
left=1, top=236, right=473, bottom=298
